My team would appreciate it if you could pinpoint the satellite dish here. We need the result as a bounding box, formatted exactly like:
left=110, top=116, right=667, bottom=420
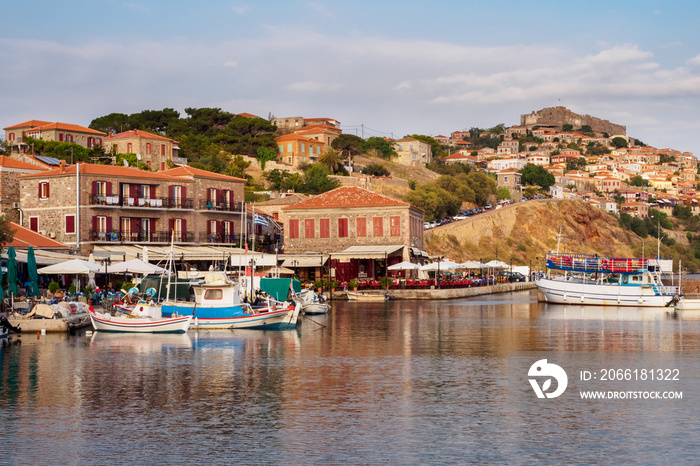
left=123, top=159, right=129, bottom=166
left=136, top=153, right=142, bottom=160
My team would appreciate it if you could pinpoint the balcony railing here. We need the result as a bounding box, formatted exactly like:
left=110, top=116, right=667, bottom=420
left=89, top=230, right=194, bottom=243
left=89, top=194, right=193, bottom=209
left=197, top=233, right=238, bottom=244
left=198, top=200, right=244, bottom=212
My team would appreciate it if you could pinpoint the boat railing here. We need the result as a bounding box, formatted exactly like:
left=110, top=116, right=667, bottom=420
left=546, top=253, right=648, bottom=274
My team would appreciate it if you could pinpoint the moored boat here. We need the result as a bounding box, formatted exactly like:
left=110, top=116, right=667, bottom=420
left=299, top=289, right=329, bottom=314
left=89, top=309, right=192, bottom=333
left=535, top=252, right=678, bottom=307
left=346, top=290, right=391, bottom=301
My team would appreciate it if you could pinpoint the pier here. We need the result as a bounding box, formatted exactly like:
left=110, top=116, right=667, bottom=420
left=330, top=281, right=536, bottom=300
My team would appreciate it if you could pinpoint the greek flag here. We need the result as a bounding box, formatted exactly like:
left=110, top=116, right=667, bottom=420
left=254, top=213, right=269, bottom=227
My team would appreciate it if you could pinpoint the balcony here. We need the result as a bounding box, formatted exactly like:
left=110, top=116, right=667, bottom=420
left=197, top=232, right=238, bottom=244
left=198, top=200, right=244, bottom=212
left=89, top=230, right=194, bottom=243
left=89, top=194, right=194, bottom=209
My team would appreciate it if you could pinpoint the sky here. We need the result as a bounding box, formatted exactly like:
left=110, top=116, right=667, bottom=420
left=3, top=1, right=700, bottom=155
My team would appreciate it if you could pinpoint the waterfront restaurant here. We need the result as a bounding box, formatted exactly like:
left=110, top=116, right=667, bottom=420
left=282, top=186, right=425, bottom=283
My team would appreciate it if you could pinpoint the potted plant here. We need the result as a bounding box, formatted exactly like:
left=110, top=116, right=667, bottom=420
left=314, top=279, right=324, bottom=292
left=380, top=276, right=392, bottom=290
left=84, top=285, right=95, bottom=305
left=48, top=281, right=60, bottom=297
left=349, top=278, right=359, bottom=291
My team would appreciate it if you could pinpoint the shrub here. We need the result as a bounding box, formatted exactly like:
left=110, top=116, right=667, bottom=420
left=48, top=282, right=60, bottom=294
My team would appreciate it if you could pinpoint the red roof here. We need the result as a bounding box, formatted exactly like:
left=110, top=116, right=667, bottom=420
left=0, top=156, right=49, bottom=171
left=236, top=112, right=261, bottom=119
left=285, top=186, right=413, bottom=210
left=8, top=222, right=69, bottom=248
left=104, top=129, right=178, bottom=143
left=35, top=122, right=106, bottom=136
left=161, top=165, right=246, bottom=182
left=20, top=163, right=181, bottom=180
left=3, top=120, right=53, bottom=130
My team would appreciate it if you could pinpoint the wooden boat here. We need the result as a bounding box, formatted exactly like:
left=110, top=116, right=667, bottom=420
left=299, top=289, right=329, bottom=314
left=346, top=291, right=390, bottom=301
left=161, top=274, right=301, bottom=330
left=89, top=309, right=191, bottom=333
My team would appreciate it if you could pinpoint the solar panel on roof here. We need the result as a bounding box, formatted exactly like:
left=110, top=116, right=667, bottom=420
left=34, top=156, right=61, bottom=166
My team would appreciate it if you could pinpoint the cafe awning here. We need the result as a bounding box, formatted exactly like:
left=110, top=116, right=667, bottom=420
left=332, top=245, right=405, bottom=260
left=281, top=254, right=329, bottom=268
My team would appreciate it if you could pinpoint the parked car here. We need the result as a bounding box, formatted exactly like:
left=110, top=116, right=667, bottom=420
left=502, top=271, right=526, bottom=282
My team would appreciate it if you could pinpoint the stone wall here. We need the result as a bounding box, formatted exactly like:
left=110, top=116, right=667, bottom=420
left=521, top=106, right=626, bottom=135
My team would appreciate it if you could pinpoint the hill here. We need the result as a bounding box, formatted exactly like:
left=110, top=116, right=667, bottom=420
left=424, top=199, right=641, bottom=268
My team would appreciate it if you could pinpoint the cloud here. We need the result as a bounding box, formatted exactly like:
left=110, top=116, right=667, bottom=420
left=231, top=4, right=250, bottom=15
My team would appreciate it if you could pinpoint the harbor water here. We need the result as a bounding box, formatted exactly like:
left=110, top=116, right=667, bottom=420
left=3, top=290, right=700, bottom=464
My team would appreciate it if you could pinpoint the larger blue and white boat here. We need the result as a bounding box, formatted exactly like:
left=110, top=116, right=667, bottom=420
left=161, top=273, right=301, bottom=330
left=535, top=252, right=678, bottom=307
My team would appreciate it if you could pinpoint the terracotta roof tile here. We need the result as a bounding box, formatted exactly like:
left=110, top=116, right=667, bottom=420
left=284, top=186, right=413, bottom=210
left=20, top=163, right=181, bottom=180
left=0, top=156, right=49, bottom=171
left=160, top=165, right=246, bottom=182
left=36, top=122, right=106, bottom=136
left=3, top=120, right=53, bottom=130
left=104, top=129, right=178, bottom=143
left=8, top=222, right=69, bottom=248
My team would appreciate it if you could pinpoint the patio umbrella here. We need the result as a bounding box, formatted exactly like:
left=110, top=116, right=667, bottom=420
left=419, top=260, right=461, bottom=271
left=387, top=261, right=421, bottom=271
left=37, top=259, right=103, bottom=274
left=7, top=246, right=19, bottom=298
left=106, top=259, right=170, bottom=275
left=27, top=246, right=40, bottom=297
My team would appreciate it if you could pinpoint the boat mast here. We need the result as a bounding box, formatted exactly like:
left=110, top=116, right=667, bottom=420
left=555, top=225, right=563, bottom=254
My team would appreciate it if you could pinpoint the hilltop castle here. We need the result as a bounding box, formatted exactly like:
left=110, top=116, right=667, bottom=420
left=521, top=106, right=626, bottom=136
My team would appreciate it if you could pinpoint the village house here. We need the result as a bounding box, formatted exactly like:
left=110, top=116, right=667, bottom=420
left=0, top=156, right=48, bottom=222
left=621, top=201, right=649, bottom=218
left=4, top=120, right=107, bottom=155
left=275, top=133, right=326, bottom=168
left=525, top=154, right=549, bottom=166
left=18, top=163, right=246, bottom=256
left=444, top=153, right=478, bottom=166
left=293, top=124, right=342, bottom=147
left=282, top=186, right=425, bottom=282
left=487, top=157, right=525, bottom=172
left=104, top=129, right=181, bottom=171
left=497, top=168, right=522, bottom=192
left=392, top=137, right=432, bottom=167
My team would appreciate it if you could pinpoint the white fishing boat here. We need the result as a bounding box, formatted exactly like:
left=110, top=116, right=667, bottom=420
left=346, top=290, right=391, bottom=302
left=535, top=252, right=678, bottom=307
left=89, top=309, right=192, bottom=333
left=299, top=289, right=329, bottom=314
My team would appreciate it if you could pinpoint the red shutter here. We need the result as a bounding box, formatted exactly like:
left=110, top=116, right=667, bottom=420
left=38, top=183, right=41, bottom=199
left=92, top=181, right=98, bottom=195
left=169, top=218, right=174, bottom=233
left=207, top=189, right=212, bottom=203
left=129, top=185, right=136, bottom=197
left=92, top=216, right=97, bottom=232
left=150, top=186, right=156, bottom=198
left=207, top=221, right=211, bottom=235
left=131, top=218, right=139, bottom=234
left=106, top=217, right=112, bottom=232
left=181, top=186, right=187, bottom=205
left=106, top=182, right=113, bottom=196
left=46, top=184, right=49, bottom=198
left=66, top=215, right=75, bottom=234
left=182, top=219, right=187, bottom=238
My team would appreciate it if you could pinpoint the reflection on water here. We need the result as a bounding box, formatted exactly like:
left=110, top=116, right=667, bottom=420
left=2, top=290, right=700, bottom=464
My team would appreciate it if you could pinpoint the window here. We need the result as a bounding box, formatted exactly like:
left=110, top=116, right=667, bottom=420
left=373, top=217, right=383, bottom=237
left=127, top=143, right=132, bottom=152
left=161, top=162, right=165, bottom=171
left=356, top=217, right=366, bottom=237
left=305, top=219, right=315, bottom=238
left=29, top=217, right=38, bottom=232
left=320, top=218, right=330, bottom=238
left=161, top=144, right=165, bottom=156
left=289, top=219, right=299, bottom=239
left=338, top=218, right=349, bottom=238
left=146, top=143, right=152, bottom=155
left=301, top=143, right=305, bottom=153
left=390, top=216, right=401, bottom=236
left=279, top=145, right=283, bottom=153
left=59, top=133, right=64, bottom=142
left=287, top=143, right=292, bottom=153
left=39, top=182, right=49, bottom=199
left=65, top=215, right=75, bottom=234
left=204, top=289, right=223, bottom=300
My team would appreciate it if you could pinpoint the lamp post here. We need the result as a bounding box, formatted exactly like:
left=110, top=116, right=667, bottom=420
left=437, top=255, right=443, bottom=289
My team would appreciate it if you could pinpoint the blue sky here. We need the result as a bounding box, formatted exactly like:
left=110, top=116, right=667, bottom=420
left=3, top=1, right=700, bottom=154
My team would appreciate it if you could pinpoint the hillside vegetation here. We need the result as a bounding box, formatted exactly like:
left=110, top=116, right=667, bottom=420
left=424, top=199, right=696, bottom=271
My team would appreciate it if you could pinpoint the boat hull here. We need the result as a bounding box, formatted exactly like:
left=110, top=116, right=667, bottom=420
left=163, top=303, right=300, bottom=330
left=536, top=277, right=677, bottom=307
left=89, top=311, right=192, bottom=333
left=674, top=298, right=700, bottom=311
left=302, top=302, right=329, bottom=314
left=346, top=292, right=388, bottom=302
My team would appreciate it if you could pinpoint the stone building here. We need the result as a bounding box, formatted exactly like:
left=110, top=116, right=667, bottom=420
left=104, top=129, right=181, bottom=171
left=521, top=106, right=626, bottom=136
left=18, top=163, right=246, bottom=255
left=392, top=137, right=432, bottom=167
left=0, top=156, right=48, bottom=222
left=275, top=133, right=327, bottom=168
left=283, top=186, right=425, bottom=282
left=3, top=120, right=107, bottom=154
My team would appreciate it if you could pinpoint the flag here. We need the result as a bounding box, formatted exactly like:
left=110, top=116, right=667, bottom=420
left=254, top=212, right=269, bottom=227
left=245, top=242, right=248, bottom=254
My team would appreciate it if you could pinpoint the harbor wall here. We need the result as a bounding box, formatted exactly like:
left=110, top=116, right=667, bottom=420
left=329, top=281, right=536, bottom=300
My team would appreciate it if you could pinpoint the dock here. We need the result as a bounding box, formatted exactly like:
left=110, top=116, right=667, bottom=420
left=330, top=281, right=536, bottom=300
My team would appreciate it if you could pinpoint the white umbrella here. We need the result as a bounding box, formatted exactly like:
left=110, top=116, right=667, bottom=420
left=37, top=259, right=103, bottom=274
left=460, top=261, right=483, bottom=269
left=107, top=259, right=170, bottom=275
left=388, top=261, right=421, bottom=271
left=419, top=260, right=461, bottom=271
left=87, top=253, right=97, bottom=288
left=484, top=260, right=509, bottom=269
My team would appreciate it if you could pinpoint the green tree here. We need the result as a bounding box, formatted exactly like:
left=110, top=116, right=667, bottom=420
left=331, top=134, right=364, bottom=169
left=361, top=163, right=391, bottom=177
left=561, top=124, right=573, bottom=132
left=363, top=137, right=396, bottom=159
left=403, top=185, right=461, bottom=221
left=629, top=175, right=650, bottom=187
left=520, top=164, right=555, bottom=190
left=497, top=187, right=511, bottom=200
left=611, top=137, right=628, bottom=149
left=256, top=146, right=277, bottom=171
left=301, top=164, right=341, bottom=194
left=435, top=174, right=476, bottom=204
left=318, top=148, right=345, bottom=174
left=465, top=171, right=497, bottom=205
left=223, top=155, right=251, bottom=179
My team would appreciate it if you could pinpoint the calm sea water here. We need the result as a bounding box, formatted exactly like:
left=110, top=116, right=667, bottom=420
left=3, top=290, right=700, bottom=465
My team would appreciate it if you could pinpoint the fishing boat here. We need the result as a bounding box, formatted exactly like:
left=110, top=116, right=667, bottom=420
left=535, top=252, right=678, bottom=307
left=299, top=289, right=329, bottom=314
left=89, top=309, right=192, bottom=333
left=160, top=274, right=301, bottom=330
left=346, top=290, right=391, bottom=302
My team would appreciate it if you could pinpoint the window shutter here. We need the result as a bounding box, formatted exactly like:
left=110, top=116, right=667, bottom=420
left=106, top=182, right=113, bottom=196
left=46, top=184, right=49, bottom=198
left=169, top=218, right=174, bottom=233
left=38, top=183, right=42, bottom=199
left=182, top=219, right=187, bottom=235
left=92, top=216, right=97, bottom=232
left=106, top=217, right=112, bottom=232
left=129, top=185, right=136, bottom=197
left=207, top=221, right=211, bottom=235
left=181, top=186, right=187, bottom=205
left=92, top=181, right=98, bottom=195
left=150, top=186, right=155, bottom=198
